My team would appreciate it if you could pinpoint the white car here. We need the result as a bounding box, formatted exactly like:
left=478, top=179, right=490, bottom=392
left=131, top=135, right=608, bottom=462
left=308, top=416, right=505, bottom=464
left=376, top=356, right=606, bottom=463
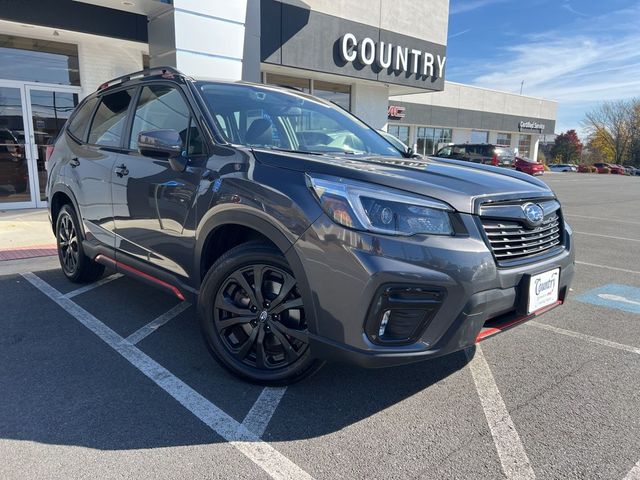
left=549, top=164, right=578, bottom=172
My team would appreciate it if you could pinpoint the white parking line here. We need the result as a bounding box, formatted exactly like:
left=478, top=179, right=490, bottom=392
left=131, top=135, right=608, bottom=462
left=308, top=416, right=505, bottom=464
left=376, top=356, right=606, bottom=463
left=63, top=273, right=124, bottom=298
left=624, top=459, right=640, bottom=480
left=575, top=261, right=640, bottom=276
left=125, top=302, right=191, bottom=345
left=528, top=322, right=640, bottom=355
left=574, top=231, right=640, bottom=243
left=22, top=272, right=313, bottom=480
left=466, top=346, right=535, bottom=480
left=565, top=214, right=640, bottom=226
left=242, top=387, right=288, bottom=438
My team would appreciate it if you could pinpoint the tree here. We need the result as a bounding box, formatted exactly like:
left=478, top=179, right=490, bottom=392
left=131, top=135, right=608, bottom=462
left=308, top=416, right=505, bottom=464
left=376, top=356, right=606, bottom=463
left=550, top=130, right=583, bottom=163
left=582, top=100, right=637, bottom=165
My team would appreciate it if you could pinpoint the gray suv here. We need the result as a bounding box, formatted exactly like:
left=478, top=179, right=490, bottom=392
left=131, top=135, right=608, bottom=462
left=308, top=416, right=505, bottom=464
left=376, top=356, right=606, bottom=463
left=47, top=68, right=574, bottom=384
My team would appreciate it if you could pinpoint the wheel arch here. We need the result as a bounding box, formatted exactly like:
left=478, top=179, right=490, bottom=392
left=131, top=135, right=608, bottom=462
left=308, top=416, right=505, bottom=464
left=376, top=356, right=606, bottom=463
left=49, top=184, right=82, bottom=235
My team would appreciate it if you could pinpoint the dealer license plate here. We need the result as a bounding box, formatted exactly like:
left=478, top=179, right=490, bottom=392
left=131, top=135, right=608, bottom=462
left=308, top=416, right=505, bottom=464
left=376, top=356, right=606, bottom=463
left=527, top=268, right=560, bottom=314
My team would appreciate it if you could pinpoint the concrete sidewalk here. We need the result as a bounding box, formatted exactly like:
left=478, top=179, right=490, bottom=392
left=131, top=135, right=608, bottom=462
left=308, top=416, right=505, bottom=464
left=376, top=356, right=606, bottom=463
left=0, top=208, right=56, bottom=260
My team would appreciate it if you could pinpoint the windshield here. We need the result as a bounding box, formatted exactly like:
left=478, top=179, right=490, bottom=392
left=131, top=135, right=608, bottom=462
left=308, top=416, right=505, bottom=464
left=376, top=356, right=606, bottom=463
left=198, top=82, right=402, bottom=157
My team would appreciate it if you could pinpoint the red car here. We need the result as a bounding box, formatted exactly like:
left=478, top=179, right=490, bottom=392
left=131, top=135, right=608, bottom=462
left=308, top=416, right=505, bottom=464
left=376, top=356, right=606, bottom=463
left=514, top=157, right=544, bottom=176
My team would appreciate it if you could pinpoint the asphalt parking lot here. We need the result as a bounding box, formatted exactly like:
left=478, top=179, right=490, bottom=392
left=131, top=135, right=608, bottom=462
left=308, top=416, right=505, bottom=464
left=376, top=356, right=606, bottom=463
left=1, top=173, right=639, bottom=480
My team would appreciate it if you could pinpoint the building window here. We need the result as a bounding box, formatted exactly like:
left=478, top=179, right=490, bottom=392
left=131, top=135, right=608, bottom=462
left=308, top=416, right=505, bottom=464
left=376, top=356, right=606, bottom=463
left=387, top=125, right=410, bottom=147
left=518, top=134, right=532, bottom=158
left=314, top=80, right=350, bottom=110
left=470, top=130, right=489, bottom=143
left=264, top=73, right=352, bottom=111
left=265, top=73, right=310, bottom=93
left=0, top=34, right=80, bottom=85
left=416, top=127, right=452, bottom=155
left=496, top=132, right=512, bottom=146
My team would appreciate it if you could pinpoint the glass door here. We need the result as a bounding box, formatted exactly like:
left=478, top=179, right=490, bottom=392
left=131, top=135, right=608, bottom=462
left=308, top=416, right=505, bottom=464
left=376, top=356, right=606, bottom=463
left=25, top=85, right=79, bottom=207
left=0, top=81, right=32, bottom=208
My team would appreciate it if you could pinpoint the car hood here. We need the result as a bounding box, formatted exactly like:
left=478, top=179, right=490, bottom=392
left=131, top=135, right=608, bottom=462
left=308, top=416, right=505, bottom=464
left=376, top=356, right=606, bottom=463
left=253, top=150, right=555, bottom=214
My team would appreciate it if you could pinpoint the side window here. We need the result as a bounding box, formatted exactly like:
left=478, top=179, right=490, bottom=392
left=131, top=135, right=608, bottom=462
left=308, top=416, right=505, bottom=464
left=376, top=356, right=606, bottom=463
left=129, top=84, right=205, bottom=155
left=88, top=89, right=135, bottom=147
left=438, top=146, right=452, bottom=157
left=68, top=97, right=99, bottom=141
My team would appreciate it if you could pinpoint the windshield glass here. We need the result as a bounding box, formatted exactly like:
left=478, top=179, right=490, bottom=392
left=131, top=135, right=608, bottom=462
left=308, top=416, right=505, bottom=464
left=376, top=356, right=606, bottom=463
left=198, top=82, right=402, bottom=157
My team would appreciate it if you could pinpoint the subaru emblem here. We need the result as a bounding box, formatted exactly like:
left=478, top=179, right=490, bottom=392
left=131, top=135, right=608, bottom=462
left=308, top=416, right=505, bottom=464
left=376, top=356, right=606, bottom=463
left=522, top=203, right=544, bottom=227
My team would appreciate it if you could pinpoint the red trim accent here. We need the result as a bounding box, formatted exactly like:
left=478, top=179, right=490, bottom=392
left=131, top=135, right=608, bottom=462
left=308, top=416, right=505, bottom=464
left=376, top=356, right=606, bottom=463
left=95, top=254, right=185, bottom=301
left=476, top=300, right=563, bottom=342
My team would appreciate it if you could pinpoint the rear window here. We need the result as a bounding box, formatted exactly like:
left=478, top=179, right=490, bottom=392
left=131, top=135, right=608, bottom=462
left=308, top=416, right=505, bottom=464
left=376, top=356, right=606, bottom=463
left=68, top=97, right=98, bottom=141
left=494, top=147, right=515, bottom=158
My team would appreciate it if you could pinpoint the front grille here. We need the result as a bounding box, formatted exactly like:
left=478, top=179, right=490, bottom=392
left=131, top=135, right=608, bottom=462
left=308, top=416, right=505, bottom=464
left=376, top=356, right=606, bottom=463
left=481, top=211, right=563, bottom=265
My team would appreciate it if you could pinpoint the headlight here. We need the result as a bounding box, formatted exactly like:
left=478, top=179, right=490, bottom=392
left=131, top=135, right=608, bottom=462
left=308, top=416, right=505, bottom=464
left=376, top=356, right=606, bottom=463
left=306, top=174, right=454, bottom=236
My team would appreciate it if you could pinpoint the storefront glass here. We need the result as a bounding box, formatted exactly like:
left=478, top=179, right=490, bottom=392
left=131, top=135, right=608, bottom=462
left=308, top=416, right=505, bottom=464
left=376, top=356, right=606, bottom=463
left=314, top=80, right=350, bottom=110
left=470, top=130, right=489, bottom=143
left=496, top=132, right=512, bottom=146
left=0, top=35, right=80, bottom=86
left=0, top=86, right=29, bottom=204
left=29, top=89, right=78, bottom=201
left=266, top=73, right=310, bottom=93
left=416, top=126, right=452, bottom=155
left=387, top=125, right=410, bottom=147
left=518, top=134, right=532, bottom=158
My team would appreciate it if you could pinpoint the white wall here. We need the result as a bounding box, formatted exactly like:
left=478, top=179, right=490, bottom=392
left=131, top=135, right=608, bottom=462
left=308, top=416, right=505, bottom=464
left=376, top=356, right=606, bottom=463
left=351, top=82, right=390, bottom=130
left=148, top=0, right=248, bottom=81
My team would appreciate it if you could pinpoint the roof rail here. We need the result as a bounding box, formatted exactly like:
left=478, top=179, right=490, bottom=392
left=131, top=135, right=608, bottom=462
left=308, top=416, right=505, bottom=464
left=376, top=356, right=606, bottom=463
left=96, top=66, right=184, bottom=92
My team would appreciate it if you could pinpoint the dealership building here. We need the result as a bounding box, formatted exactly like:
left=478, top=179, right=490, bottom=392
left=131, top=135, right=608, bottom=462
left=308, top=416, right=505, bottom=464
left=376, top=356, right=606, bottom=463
left=0, top=0, right=556, bottom=210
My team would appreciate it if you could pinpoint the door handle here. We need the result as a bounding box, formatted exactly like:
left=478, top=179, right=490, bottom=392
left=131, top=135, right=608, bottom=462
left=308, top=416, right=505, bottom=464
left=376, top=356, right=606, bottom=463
left=115, top=163, right=129, bottom=177
left=70, top=158, right=80, bottom=168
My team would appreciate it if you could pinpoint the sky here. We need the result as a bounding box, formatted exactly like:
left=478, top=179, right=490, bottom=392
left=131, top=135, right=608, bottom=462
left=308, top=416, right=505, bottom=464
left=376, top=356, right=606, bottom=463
left=446, top=0, right=640, bottom=139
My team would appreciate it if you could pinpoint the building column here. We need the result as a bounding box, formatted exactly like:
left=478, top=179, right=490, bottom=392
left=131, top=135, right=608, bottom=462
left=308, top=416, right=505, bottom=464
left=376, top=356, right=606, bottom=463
left=531, top=135, right=540, bottom=162
left=351, top=83, right=390, bottom=129
left=147, top=0, right=260, bottom=82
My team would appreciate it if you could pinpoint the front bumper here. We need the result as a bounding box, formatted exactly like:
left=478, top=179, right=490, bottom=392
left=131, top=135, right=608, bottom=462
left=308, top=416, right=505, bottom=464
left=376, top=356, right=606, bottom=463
left=293, top=212, right=575, bottom=368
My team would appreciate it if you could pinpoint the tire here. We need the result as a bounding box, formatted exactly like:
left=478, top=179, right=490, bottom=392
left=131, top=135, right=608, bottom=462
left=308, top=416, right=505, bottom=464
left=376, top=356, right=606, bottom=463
left=198, top=241, right=324, bottom=385
left=56, top=204, right=105, bottom=283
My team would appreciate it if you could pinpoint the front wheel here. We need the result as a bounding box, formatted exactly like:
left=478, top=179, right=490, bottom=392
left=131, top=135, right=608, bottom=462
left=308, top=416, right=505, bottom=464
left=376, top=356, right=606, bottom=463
left=198, top=241, right=323, bottom=385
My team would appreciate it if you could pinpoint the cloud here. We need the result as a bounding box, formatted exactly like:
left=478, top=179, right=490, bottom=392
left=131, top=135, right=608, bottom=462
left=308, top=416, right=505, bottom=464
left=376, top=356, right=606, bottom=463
left=449, top=0, right=507, bottom=15
left=448, top=28, right=472, bottom=39
left=562, top=2, right=589, bottom=17
left=462, top=5, right=640, bottom=132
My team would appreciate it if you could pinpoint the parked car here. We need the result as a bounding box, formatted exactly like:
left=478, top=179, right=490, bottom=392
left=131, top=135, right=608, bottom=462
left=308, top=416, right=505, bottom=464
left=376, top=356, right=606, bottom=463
left=549, top=163, right=577, bottom=172
left=593, top=162, right=613, bottom=174
left=623, top=165, right=638, bottom=176
left=514, top=157, right=544, bottom=176
left=47, top=67, right=575, bottom=384
left=435, top=143, right=515, bottom=168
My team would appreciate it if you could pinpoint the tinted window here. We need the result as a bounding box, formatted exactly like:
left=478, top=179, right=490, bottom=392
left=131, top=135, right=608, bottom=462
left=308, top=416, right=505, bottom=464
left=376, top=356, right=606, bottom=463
left=88, top=89, right=135, bottom=147
left=494, top=147, right=515, bottom=158
left=129, top=85, right=204, bottom=155
left=68, top=97, right=98, bottom=141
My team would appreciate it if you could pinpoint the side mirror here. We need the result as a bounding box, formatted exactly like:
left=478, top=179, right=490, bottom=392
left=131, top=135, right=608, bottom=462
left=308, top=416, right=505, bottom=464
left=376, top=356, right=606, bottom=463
left=138, top=129, right=188, bottom=172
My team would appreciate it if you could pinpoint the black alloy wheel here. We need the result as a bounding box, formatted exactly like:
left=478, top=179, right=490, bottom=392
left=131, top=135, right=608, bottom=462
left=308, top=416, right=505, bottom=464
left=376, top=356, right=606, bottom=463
left=199, top=242, right=323, bottom=385
left=58, top=211, right=79, bottom=275
left=56, top=204, right=105, bottom=283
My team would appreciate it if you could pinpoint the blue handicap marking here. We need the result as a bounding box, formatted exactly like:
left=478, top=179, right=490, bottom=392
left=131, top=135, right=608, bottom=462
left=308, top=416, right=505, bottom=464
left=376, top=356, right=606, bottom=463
left=575, top=284, right=640, bottom=315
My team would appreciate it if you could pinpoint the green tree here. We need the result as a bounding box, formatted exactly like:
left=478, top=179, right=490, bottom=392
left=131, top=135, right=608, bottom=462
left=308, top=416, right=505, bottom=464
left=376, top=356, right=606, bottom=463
left=550, top=130, right=583, bottom=163
left=582, top=99, right=637, bottom=164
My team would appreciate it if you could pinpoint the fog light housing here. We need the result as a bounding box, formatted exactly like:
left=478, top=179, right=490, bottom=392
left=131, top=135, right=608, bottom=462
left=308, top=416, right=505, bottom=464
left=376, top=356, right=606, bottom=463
left=366, top=285, right=445, bottom=345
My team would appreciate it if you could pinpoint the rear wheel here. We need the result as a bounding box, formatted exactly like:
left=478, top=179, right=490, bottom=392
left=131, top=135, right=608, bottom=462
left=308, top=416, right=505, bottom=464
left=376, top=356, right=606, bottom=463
left=198, top=241, right=323, bottom=385
left=56, top=204, right=105, bottom=283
